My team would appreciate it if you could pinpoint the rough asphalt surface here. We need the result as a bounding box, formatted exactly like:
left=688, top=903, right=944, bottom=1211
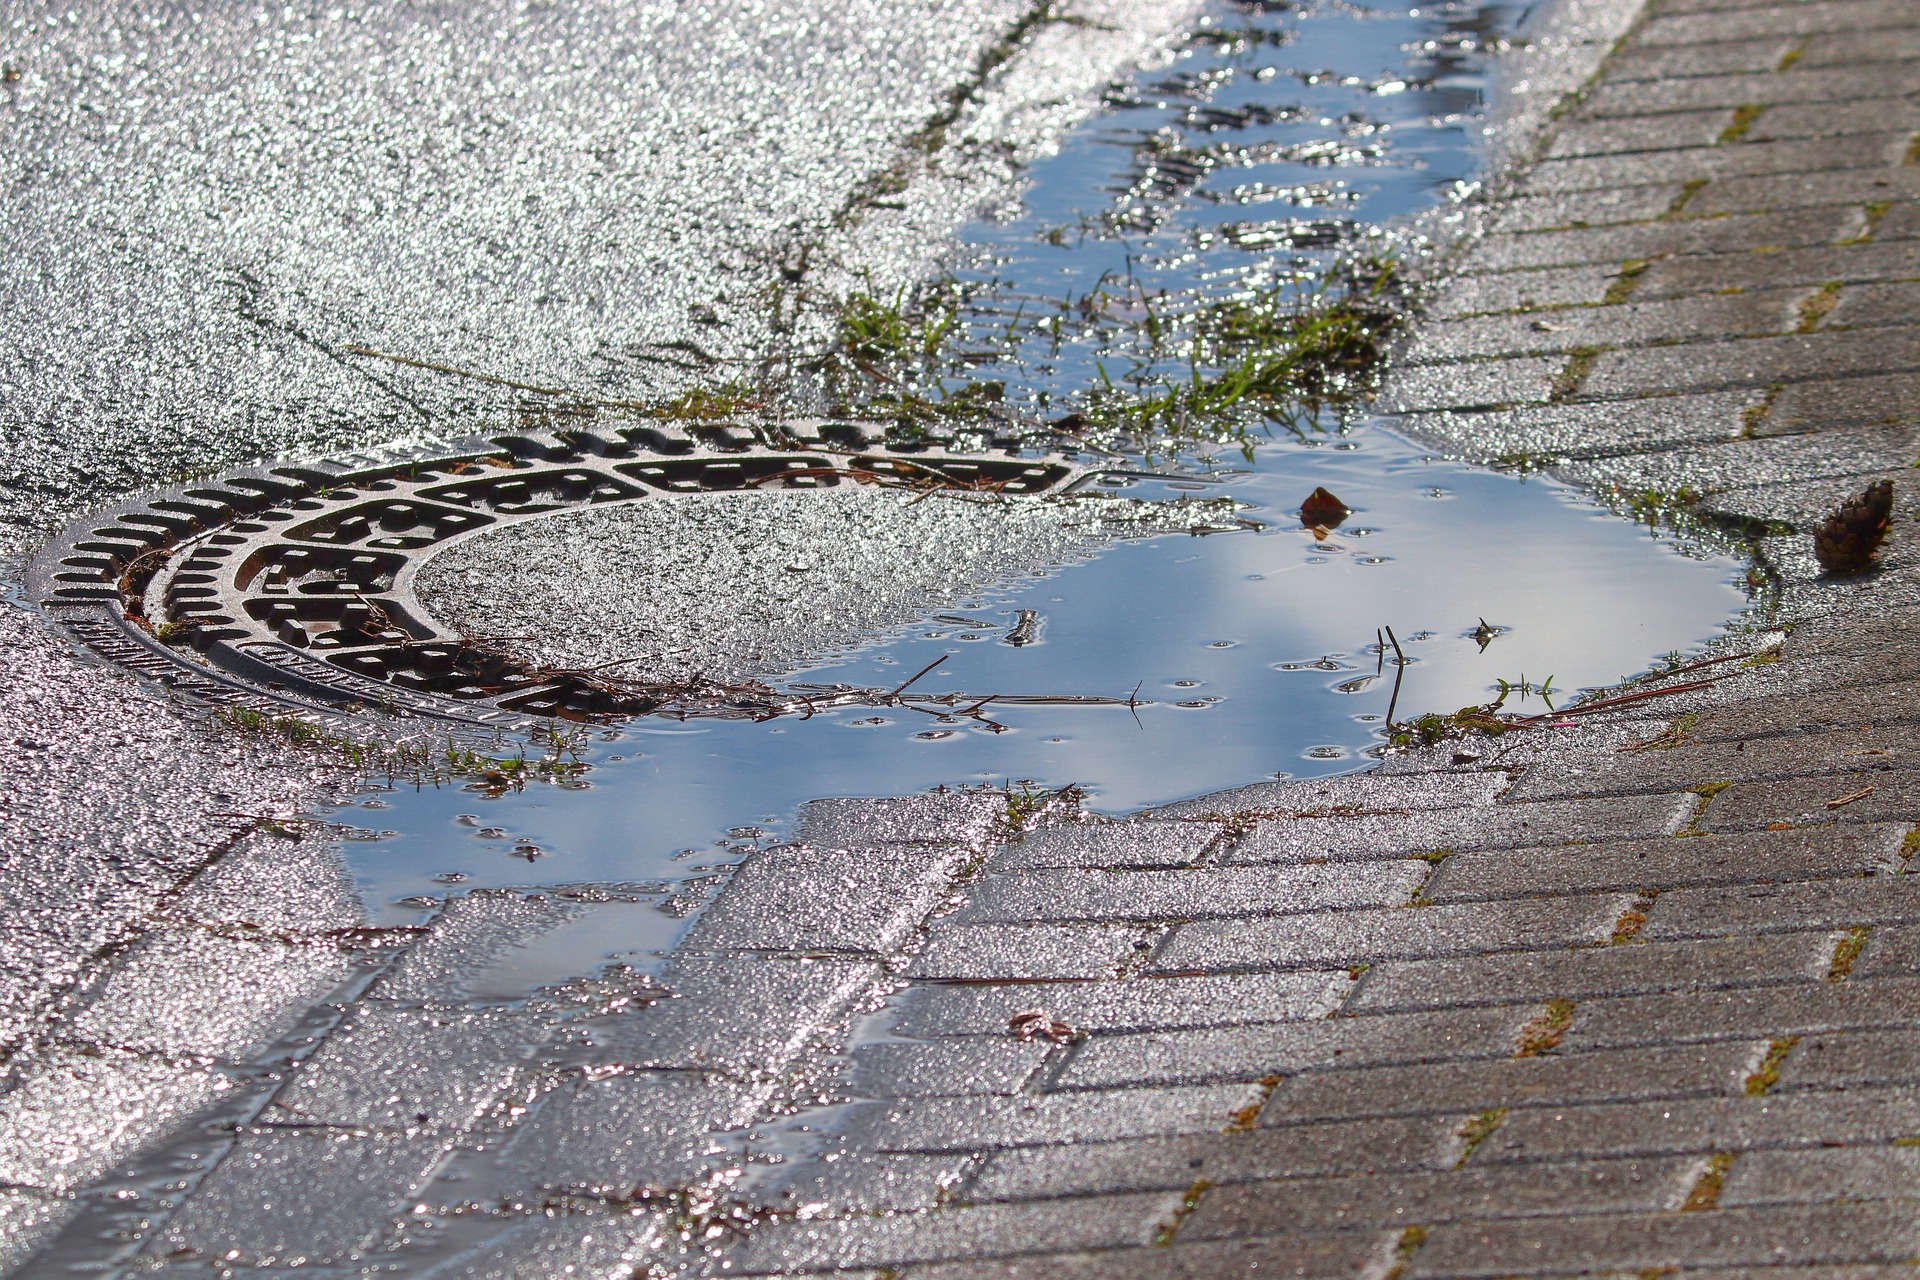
left=7, top=0, right=1920, bottom=1275
left=0, top=0, right=1188, bottom=538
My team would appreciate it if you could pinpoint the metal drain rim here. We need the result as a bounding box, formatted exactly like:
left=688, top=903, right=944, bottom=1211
left=28, top=419, right=1135, bottom=735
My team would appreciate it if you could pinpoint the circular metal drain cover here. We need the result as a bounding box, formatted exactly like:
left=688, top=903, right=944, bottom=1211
left=30, top=420, right=1117, bottom=733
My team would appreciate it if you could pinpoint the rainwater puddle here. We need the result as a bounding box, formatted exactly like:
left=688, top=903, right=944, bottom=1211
left=328, top=0, right=1755, bottom=924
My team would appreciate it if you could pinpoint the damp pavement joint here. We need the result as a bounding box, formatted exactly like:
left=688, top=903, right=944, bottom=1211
left=9, top=0, right=1920, bottom=1274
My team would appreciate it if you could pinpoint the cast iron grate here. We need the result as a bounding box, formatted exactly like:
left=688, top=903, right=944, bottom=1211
left=29, top=419, right=1116, bottom=733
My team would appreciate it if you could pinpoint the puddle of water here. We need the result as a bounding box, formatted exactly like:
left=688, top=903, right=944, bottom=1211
left=342, top=429, right=1745, bottom=918
left=325, top=0, right=1755, bottom=922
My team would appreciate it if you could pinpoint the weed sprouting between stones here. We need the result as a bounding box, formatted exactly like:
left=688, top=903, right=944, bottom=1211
left=786, top=253, right=1406, bottom=455
left=212, top=704, right=589, bottom=794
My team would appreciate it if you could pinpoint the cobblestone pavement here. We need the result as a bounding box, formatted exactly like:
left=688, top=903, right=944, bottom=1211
left=8, top=0, right=1920, bottom=1273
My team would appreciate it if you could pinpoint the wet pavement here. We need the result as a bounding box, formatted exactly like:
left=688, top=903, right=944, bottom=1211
left=8, top=0, right=1920, bottom=1272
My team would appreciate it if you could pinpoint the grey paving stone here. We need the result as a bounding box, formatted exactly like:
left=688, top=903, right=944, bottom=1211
left=270, top=1004, right=545, bottom=1131
left=1688, top=680, right=1920, bottom=741
left=156, top=1128, right=454, bottom=1267
left=966, top=1114, right=1460, bottom=1201
left=1509, top=722, right=1920, bottom=799
left=992, top=821, right=1220, bottom=871
left=1144, top=771, right=1506, bottom=821
left=1477, top=1085, right=1920, bottom=1165
left=369, top=891, right=577, bottom=1003
left=1871, top=199, right=1920, bottom=242
left=951, top=860, right=1426, bottom=926
left=1774, top=1027, right=1920, bottom=1091
left=1396, top=397, right=1753, bottom=463
left=1545, top=108, right=1736, bottom=158
left=1372, top=356, right=1560, bottom=412
left=760, top=1151, right=976, bottom=1215
left=1350, top=932, right=1838, bottom=1013
left=169, top=833, right=367, bottom=935
left=841, top=1037, right=1052, bottom=1098
left=1182, top=1156, right=1696, bottom=1238
left=1484, top=185, right=1686, bottom=234
left=1661, top=1270, right=1920, bottom=1280
left=1637, top=241, right=1920, bottom=300
left=1801, top=26, right=1920, bottom=65
left=1654, top=0, right=1862, bottom=13
left=1850, top=923, right=1920, bottom=979
left=1407, top=1201, right=1920, bottom=1277
left=495, top=1071, right=754, bottom=1193
left=1720, top=1144, right=1920, bottom=1207
left=1059, top=1006, right=1530, bottom=1090
left=884, top=971, right=1352, bottom=1039
left=408, top=1210, right=662, bottom=1280
left=1783, top=603, right=1920, bottom=658
left=1517, top=134, right=1909, bottom=197
left=905, top=922, right=1155, bottom=981
left=1260, top=1042, right=1762, bottom=1127
left=680, top=842, right=966, bottom=954
left=1460, top=206, right=1861, bottom=273
left=1425, top=264, right=1618, bottom=318
left=0, top=1187, right=78, bottom=1276
left=597, top=956, right=879, bottom=1075
left=831, top=1083, right=1264, bottom=1154
left=1644, top=877, right=1920, bottom=941
left=1404, top=291, right=1805, bottom=365
left=1640, top=0, right=1920, bottom=46
left=1684, top=166, right=1920, bottom=216
left=1227, top=793, right=1697, bottom=865
left=1426, top=827, right=1904, bottom=902
left=1565, top=976, right=1920, bottom=1051
left=1581, top=327, right=1920, bottom=398
left=1609, top=36, right=1799, bottom=80
left=789, top=794, right=1008, bottom=851
left=1703, top=770, right=1920, bottom=830
left=59, top=926, right=353, bottom=1060
left=0, top=1046, right=234, bottom=1193
left=894, top=1233, right=1395, bottom=1280
left=1698, top=454, right=1908, bottom=525
left=1822, top=281, right=1920, bottom=331
left=1153, top=895, right=1628, bottom=973
left=726, top=1191, right=1180, bottom=1273
left=1751, top=98, right=1920, bottom=143
left=1560, top=428, right=1920, bottom=518
left=1587, top=64, right=1920, bottom=116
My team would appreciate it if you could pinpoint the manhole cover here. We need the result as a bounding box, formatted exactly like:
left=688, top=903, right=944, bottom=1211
left=28, top=419, right=1179, bottom=733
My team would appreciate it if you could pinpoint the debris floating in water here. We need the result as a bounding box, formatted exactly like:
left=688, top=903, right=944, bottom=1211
left=1814, top=478, right=1893, bottom=575
left=1299, top=486, right=1351, bottom=538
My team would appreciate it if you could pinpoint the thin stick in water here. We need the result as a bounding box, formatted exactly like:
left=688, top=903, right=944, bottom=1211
left=1384, top=625, right=1407, bottom=729
left=888, top=654, right=951, bottom=699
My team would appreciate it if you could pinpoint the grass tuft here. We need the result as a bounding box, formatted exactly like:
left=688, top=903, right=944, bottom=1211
left=1744, top=1035, right=1799, bottom=1096
left=1682, top=1152, right=1739, bottom=1211
left=1514, top=998, right=1577, bottom=1058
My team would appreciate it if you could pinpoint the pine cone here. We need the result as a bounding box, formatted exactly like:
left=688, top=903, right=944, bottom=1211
left=1814, top=478, right=1893, bottom=574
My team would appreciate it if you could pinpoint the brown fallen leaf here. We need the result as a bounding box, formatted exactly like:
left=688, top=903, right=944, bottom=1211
left=1299, top=486, right=1350, bottom=539
left=1009, top=1007, right=1082, bottom=1045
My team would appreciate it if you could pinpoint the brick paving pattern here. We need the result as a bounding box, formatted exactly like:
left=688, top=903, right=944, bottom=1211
left=719, top=0, right=1920, bottom=1270
left=6, top=0, right=1920, bottom=1273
